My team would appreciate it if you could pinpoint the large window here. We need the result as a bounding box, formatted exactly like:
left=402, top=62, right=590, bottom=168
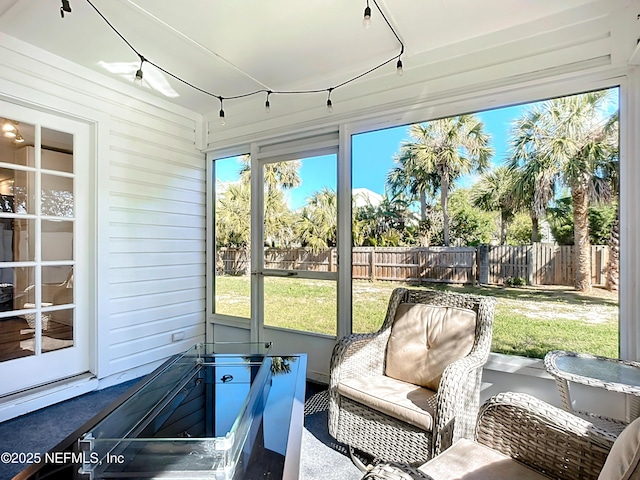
left=351, top=87, right=620, bottom=358
left=214, top=154, right=251, bottom=320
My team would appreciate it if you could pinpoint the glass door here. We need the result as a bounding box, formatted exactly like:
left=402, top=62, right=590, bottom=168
left=0, top=102, right=90, bottom=396
left=254, top=145, right=338, bottom=337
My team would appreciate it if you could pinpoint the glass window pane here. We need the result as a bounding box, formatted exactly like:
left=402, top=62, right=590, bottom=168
left=1, top=120, right=35, bottom=166
left=10, top=170, right=35, bottom=215
left=41, top=173, right=73, bottom=218
left=350, top=88, right=620, bottom=358
left=0, top=317, right=34, bottom=362
left=13, top=218, right=36, bottom=262
left=262, top=155, right=337, bottom=270
left=0, top=266, right=36, bottom=362
left=43, top=307, right=74, bottom=352
left=42, top=220, right=73, bottom=261
left=42, top=128, right=73, bottom=173
left=214, top=155, right=251, bottom=319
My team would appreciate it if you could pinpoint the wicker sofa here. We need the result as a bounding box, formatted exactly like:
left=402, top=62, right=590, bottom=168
left=329, top=287, right=496, bottom=465
left=363, top=391, right=630, bottom=480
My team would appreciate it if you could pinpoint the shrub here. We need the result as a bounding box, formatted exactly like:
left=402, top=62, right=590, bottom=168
left=505, top=276, right=526, bottom=287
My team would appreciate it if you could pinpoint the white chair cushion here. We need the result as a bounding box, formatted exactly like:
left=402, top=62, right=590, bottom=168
left=337, top=375, right=437, bottom=431
left=598, top=416, right=640, bottom=480
left=418, top=438, right=551, bottom=480
left=385, top=303, right=476, bottom=391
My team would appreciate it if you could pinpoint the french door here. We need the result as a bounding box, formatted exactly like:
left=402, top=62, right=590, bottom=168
left=0, top=101, right=90, bottom=396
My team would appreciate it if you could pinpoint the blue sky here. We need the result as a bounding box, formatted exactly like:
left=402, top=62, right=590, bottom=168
left=215, top=88, right=619, bottom=210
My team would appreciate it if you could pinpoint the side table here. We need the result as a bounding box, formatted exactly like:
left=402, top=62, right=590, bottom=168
left=544, top=350, right=640, bottom=438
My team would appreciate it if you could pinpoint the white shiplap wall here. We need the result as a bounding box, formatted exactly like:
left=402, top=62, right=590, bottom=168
left=0, top=34, right=206, bottom=388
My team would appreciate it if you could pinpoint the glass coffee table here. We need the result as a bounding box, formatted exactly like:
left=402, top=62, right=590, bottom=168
left=16, top=342, right=307, bottom=479
left=544, top=350, right=640, bottom=438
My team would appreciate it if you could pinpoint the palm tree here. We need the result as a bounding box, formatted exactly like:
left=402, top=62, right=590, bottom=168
left=264, top=187, right=295, bottom=247
left=470, top=166, right=518, bottom=244
left=215, top=181, right=251, bottom=248
left=296, top=188, right=337, bottom=251
left=237, top=154, right=301, bottom=248
left=239, top=155, right=301, bottom=194
left=509, top=91, right=618, bottom=292
left=352, top=191, right=418, bottom=247
left=388, top=116, right=493, bottom=246
left=507, top=111, right=558, bottom=243
left=603, top=112, right=620, bottom=292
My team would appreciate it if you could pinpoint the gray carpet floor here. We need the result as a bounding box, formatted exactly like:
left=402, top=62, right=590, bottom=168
left=0, top=381, right=362, bottom=480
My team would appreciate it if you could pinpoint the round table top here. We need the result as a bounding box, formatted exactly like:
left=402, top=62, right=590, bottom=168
left=544, top=350, right=640, bottom=395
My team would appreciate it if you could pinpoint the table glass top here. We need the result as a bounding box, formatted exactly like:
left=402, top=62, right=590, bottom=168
left=78, top=342, right=278, bottom=479
left=555, top=355, right=640, bottom=388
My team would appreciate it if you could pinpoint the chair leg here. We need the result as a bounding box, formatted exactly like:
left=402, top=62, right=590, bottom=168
left=349, top=445, right=373, bottom=473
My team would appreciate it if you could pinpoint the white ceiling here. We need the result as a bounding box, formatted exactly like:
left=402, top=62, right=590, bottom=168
left=0, top=0, right=619, bottom=114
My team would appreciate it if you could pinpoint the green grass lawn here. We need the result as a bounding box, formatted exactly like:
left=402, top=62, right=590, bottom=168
left=214, top=276, right=619, bottom=358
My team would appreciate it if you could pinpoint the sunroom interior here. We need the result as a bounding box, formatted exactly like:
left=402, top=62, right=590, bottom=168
left=1, top=0, right=640, bottom=475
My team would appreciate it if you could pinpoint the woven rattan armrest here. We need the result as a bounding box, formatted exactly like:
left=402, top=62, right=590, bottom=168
left=432, top=352, right=487, bottom=453
left=330, top=330, right=391, bottom=384
left=477, top=392, right=614, bottom=480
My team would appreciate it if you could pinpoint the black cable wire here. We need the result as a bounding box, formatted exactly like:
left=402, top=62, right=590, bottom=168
left=79, top=0, right=405, bottom=107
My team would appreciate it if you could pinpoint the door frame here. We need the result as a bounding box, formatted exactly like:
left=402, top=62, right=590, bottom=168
left=249, top=135, right=340, bottom=343
left=0, top=99, right=96, bottom=398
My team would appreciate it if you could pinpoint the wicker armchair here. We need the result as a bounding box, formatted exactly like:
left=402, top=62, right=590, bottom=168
left=363, top=392, right=620, bottom=480
left=329, top=287, right=496, bottom=465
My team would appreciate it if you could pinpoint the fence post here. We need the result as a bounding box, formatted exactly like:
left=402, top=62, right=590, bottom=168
left=478, top=245, right=489, bottom=285
left=370, top=248, right=376, bottom=281
left=528, top=244, right=535, bottom=285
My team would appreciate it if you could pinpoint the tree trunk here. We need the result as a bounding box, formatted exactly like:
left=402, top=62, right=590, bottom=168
left=500, top=211, right=508, bottom=245
left=420, top=191, right=427, bottom=222
left=605, top=203, right=619, bottom=292
left=530, top=214, right=539, bottom=243
left=572, top=185, right=592, bottom=292
left=441, top=172, right=450, bottom=246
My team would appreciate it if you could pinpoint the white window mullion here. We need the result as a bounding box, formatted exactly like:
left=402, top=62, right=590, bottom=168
left=250, top=142, right=263, bottom=344
left=337, top=124, right=352, bottom=339
left=34, top=124, right=42, bottom=356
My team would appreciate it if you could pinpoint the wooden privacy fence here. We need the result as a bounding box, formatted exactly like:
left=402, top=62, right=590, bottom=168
left=217, top=244, right=610, bottom=286
left=353, top=247, right=476, bottom=284
left=479, top=243, right=610, bottom=286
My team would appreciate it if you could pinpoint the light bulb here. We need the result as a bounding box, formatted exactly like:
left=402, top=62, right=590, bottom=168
left=14, top=133, right=24, bottom=143
left=4, top=131, right=16, bottom=139
left=265, top=99, right=271, bottom=113
left=219, top=109, right=226, bottom=125
left=396, top=59, right=404, bottom=76
left=134, top=68, right=143, bottom=86
left=326, top=99, right=334, bottom=114
left=363, top=6, right=371, bottom=28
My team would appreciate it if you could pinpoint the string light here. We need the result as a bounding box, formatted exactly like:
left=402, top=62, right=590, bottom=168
left=134, top=55, right=145, bottom=86
left=363, top=0, right=372, bottom=28
left=60, top=0, right=71, bottom=18
left=14, top=133, right=25, bottom=143
left=265, top=91, right=272, bottom=113
left=69, top=0, right=405, bottom=119
left=219, top=97, right=226, bottom=125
